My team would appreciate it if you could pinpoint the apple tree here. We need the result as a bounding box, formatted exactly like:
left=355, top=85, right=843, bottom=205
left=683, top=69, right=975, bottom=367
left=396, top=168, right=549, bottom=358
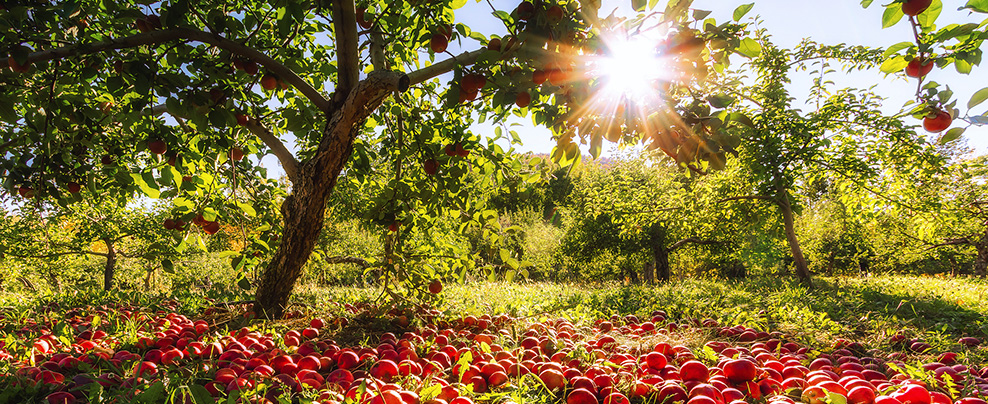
left=0, top=0, right=757, bottom=317
left=865, top=0, right=988, bottom=142
left=715, top=35, right=944, bottom=286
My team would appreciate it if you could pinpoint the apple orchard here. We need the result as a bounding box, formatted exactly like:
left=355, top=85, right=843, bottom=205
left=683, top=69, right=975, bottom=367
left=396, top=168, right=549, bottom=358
left=3, top=0, right=988, bottom=403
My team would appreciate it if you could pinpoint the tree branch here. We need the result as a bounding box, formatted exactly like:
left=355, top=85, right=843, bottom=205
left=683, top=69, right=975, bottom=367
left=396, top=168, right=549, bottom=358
left=25, top=27, right=331, bottom=112
left=333, top=0, right=360, bottom=102
left=407, top=49, right=486, bottom=86
left=717, top=195, right=774, bottom=203
left=5, top=250, right=108, bottom=259
left=244, top=118, right=301, bottom=183
left=668, top=237, right=723, bottom=253
left=323, top=255, right=375, bottom=268
left=0, top=134, right=30, bottom=154
left=926, top=237, right=972, bottom=250
left=151, top=103, right=300, bottom=183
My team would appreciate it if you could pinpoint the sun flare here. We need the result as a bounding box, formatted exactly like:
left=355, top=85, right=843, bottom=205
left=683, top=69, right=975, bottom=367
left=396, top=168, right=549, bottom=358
left=593, top=34, right=671, bottom=104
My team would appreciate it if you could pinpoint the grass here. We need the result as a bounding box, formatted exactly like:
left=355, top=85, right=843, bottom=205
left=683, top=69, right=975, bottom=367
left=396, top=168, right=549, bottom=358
left=293, top=274, right=988, bottom=361
left=4, top=274, right=988, bottom=363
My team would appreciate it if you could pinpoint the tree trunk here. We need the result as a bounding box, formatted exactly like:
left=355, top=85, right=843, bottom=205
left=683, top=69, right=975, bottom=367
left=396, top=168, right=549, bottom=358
left=778, top=194, right=813, bottom=286
left=102, top=237, right=116, bottom=291
left=253, top=168, right=334, bottom=319
left=653, top=244, right=670, bottom=282
left=253, top=71, right=407, bottom=319
left=647, top=225, right=669, bottom=283
left=974, top=231, right=987, bottom=278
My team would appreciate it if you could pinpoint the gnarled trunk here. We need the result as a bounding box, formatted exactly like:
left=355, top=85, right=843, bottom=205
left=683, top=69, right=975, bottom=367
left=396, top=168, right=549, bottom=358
left=102, top=237, right=116, bottom=290
left=778, top=194, right=813, bottom=286
left=253, top=71, right=408, bottom=319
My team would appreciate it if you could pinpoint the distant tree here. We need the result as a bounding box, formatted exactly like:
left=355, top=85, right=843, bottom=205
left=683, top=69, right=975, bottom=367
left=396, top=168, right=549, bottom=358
left=717, top=36, right=941, bottom=286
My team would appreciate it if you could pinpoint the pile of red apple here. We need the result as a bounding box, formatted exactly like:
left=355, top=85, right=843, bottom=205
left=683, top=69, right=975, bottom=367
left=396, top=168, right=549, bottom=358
left=1, top=303, right=986, bottom=404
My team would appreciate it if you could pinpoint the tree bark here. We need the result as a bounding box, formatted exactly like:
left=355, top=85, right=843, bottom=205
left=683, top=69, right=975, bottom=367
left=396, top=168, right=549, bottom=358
left=778, top=194, right=813, bottom=286
left=253, top=71, right=408, bottom=319
left=653, top=244, right=671, bottom=282
left=647, top=225, right=668, bottom=283
left=974, top=231, right=987, bottom=278
left=102, top=237, right=116, bottom=291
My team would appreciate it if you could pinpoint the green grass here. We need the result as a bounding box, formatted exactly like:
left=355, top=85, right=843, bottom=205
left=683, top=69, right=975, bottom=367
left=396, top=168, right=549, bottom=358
left=293, top=274, right=988, bottom=361
left=4, top=274, right=987, bottom=363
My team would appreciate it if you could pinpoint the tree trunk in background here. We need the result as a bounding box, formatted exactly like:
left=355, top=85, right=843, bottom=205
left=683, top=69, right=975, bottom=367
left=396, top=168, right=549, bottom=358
left=102, top=237, right=116, bottom=291
left=974, top=231, right=988, bottom=278
left=653, top=244, right=671, bottom=282
left=778, top=194, right=813, bottom=286
left=647, top=225, right=669, bottom=282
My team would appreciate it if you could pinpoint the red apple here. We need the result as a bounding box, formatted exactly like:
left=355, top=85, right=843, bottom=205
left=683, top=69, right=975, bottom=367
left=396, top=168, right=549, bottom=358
left=430, top=33, right=449, bottom=53
left=568, top=388, right=599, bottom=404
left=546, top=5, right=564, bottom=23
left=424, top=159, right=438, bottom=175
left=723, top=359, right=758, bottom=382
left=905, top=57, right=934, bottom=78
left=923, top=109, right=951, bottom=133
left=203, top=221, right=221, bottom=235
left=429, top=280, right=442, bottom=294
left=515, top=91, right=531, bottom=108
left=488, top=38, right=502, bottom=51
left=17, top=185, right=36, bottom=199
left=45, top=392, right=76, bottom=404
left=8, top=57, right=29, bottom=73
left=356, top=8, right=373, bottom=29
left=532, top=69, right=548, bottom=85
left=229, top=147, right=245, bottom=161
left=236, top=113, right=249, bottom=126
left=902, top=0, right=931, bottom=16
left=261, top=73, right=279, bottom=91
left=516, top=2, right=535, bottom=20
left=66, top=182, right=81, bottom=194
left=148, top=139, right=167, bottom=155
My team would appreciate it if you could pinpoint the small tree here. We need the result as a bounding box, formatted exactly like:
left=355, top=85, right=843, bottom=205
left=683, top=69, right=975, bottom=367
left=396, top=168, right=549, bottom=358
left=717, top=36, right=942, bottom=286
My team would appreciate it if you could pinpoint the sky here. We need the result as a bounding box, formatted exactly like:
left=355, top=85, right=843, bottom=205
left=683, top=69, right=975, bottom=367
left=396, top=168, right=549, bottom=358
left=430, top=0, right=988, bottom=160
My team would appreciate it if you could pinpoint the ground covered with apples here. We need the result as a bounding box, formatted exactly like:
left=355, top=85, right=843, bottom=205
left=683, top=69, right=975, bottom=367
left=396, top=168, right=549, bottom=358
left=1, top=276, right=987, bottom=404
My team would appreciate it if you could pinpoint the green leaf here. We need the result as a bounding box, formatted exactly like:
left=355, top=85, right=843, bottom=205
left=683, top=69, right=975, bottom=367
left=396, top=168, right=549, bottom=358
left=882, top=6, right=904, bottom=28
left=732, top=3, right=754, bottom=21
left=736, top=38, right=761, bottom=58
left=632, top=0, right=646, bottom=11
left=879, top=56, right=910, bottom=74
left=135, top=381, right=165, bottom=403
left=963, top=0, right=988, bottom=13
left=938, top=127, right=965, bottom=144
left=498, top=248, right=511, bottom=263
left=162, top=259, right=175, bottom=274
left=131, top=173, right=160, bottom=199
left=449, top=0, right=467, bottom=9
left=861, top=0, right=875, bottom=8
left=882, top=41, right=914, bottom=58
left=707, top=94, right=736, bottom=108
left=237, top=275, right=252, bottom=290
left=188, top=385, right=213, bottom=404
left=917, top=0, right=942, bottom=30
left=236, top=202, right=256, bottom=217
left=969, top=87, right=988, bottom=109
left=955, top=58, right=973, bottom=74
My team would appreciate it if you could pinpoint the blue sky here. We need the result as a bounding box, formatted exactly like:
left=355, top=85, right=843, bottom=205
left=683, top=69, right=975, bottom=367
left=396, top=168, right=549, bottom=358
left=440, top=0, right=988, bottom=159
